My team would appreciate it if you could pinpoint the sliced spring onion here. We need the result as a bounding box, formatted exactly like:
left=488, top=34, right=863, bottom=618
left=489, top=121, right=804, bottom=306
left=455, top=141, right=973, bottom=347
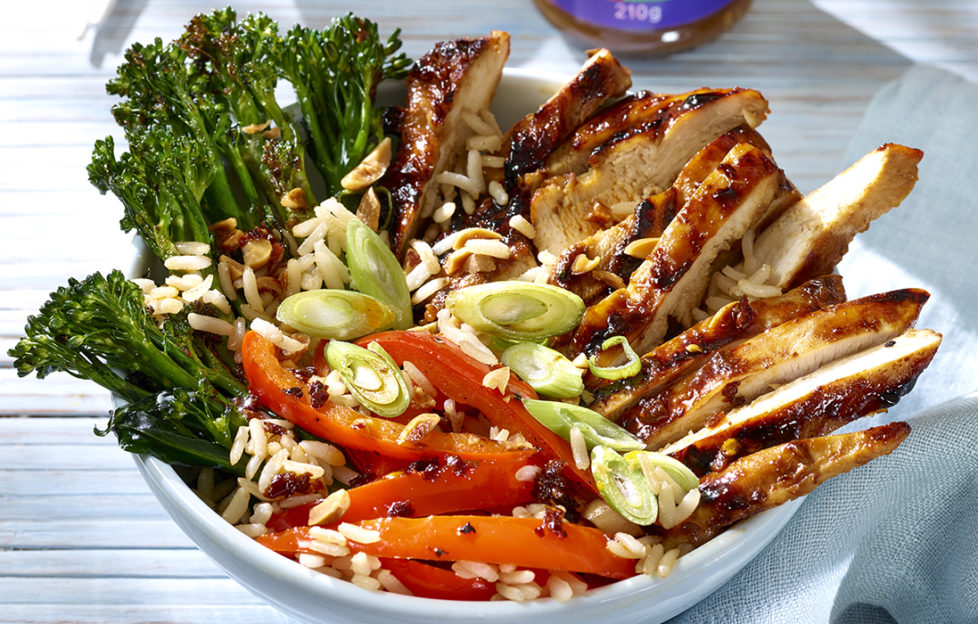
left=588, top=335, right=642, bottom=380
left=522, top=399, right=644, bottom=452
left=445, top=281, right=585, bottom=341
left=276, top=290, right=395, bottom=340
left=346, top=218, right=413, bottom=329
left=501, top=343, right=584, bottom=399
left=591, top=445, right=657, bottom=525
left=625, top=450, right=700, bottom=492
left=324, top=340, right=409, bottom=418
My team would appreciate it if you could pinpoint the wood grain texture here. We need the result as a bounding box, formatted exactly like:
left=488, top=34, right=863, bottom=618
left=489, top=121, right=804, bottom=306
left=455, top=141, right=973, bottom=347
left=1, top=0, right=975, bottom=622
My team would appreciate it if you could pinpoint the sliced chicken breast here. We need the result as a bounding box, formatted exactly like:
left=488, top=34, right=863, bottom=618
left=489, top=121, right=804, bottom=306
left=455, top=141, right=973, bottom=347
left=383, top=32, right=510, bottom=257
left=503, top=48, right=631, bottom=187
left=548, top=125, right=780, bottom=305
left=572, top=143, right=785, bottom=360
left=753, top=143, right=923, bottom=289
left=531, top=89, right=770, bottom=255
left=623, top=289, right=929, bottom=448
left=661, top=422, right=910, bottom=550
left=588, top=275, right=846, bottom=419
left=662, top=328, right=941, bottom=474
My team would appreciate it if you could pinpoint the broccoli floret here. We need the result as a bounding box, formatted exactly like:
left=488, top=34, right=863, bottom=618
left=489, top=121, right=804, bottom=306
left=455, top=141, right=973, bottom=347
left=9, top=270, right=246, bottom=400
left=98, top=388, right=246, bottom=473
left=180, top=9, right=317, bottom=226
left=278, top=14, right=411, bottom=196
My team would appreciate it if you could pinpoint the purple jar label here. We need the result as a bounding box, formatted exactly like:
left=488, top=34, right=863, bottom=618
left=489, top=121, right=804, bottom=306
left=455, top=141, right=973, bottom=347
left=548, top=0, right=736, bottom=32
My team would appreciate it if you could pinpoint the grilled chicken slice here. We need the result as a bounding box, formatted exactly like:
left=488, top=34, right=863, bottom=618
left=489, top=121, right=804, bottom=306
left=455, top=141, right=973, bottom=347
left=503, top=48, right=631, bottom=187
left=661, top=422, right=910, bottom=550
left=623, top=289, right=929, bottom=448
left=550, top=125, right=780, bottom=305
left=753, top=143, right=923, bottom=289
left=573, top=143, right=785, bottom=360
left=662, top=328, right=941, bottom=475
left=383, top=31, right=510, bottom=258
left=531, top=88, right=770, bottom=255
left=588, top=275, right=846, bottom=419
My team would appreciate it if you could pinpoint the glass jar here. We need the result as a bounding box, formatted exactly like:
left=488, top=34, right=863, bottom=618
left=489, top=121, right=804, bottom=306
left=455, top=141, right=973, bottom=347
left=533, top=0, right=753, bottom=55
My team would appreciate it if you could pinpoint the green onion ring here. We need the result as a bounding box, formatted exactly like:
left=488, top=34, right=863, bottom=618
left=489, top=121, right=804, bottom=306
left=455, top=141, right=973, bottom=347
left=588, top=335, right=641, bottom=380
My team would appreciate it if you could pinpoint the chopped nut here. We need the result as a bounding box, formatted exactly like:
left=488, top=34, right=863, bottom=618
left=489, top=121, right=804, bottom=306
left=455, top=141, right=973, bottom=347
left=262, top=126, right=282, bottom=140
left=280, top=188, right=308, bottom=211
left=623, top=237, right=660, bottom=259
left=241, top=120, right=271, bottom=135
left=444, top=249, right=473, bottom=275
left=452, top=227, right=503, bottom=250
left=241, top=238, right=273, bottom=269
left=219, top=254, right=245, bottom=281
left=571, top=253, right=601, bottom=275
left=685, top=343, right=704, bottom=354
left=341, top=137, right=392, bottom=191
left=464, top=253, right=496, bottom=274
left=356, top=187, right=382, bottom=231
left=308, top=489, right=351, bottom=526
left=397, top=413, right=442, bottom=445
left=584, top=201, right=612, bottom=227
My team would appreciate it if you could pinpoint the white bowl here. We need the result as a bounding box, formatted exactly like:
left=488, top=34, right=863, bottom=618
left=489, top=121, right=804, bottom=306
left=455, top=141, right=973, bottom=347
left=131, top=68, right=802, bottom=624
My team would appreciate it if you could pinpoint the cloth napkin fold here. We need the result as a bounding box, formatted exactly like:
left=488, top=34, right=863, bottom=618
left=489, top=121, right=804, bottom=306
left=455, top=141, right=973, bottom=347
left=669, top=65, right=978, bottom=624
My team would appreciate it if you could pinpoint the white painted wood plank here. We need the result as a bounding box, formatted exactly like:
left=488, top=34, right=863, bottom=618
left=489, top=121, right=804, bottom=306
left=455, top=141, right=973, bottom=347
left=1, top=605, right=292, bottom=624
left=0, top=519, right=194, bottom=548
left=0, top=548, right=224, bottom=578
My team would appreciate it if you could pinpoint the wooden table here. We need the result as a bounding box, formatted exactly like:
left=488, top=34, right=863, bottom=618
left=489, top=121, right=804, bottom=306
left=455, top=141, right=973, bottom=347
left=2, top=1, right=975, bottom=622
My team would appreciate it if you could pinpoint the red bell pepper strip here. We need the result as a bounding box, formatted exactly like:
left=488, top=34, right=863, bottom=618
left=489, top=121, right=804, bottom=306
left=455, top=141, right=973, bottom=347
left=351, top=516, right=634, bottom=579
left=381, top=558, right=496, bottom=601
left=265, top=455, right=538, bottom=532
left=241, top=331, right=533, bottom=462
left=360, top=331, right=597, bottom=493
left=257, top=516, right=634, bottom=579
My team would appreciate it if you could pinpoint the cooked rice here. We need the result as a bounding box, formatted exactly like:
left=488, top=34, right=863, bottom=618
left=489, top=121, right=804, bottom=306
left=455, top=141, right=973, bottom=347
left=405, top=263, right=433, bottom=291
left=488, top=180, right=509, bottom=206
left=376, top=569, right=412, bottom=595
left=569, top=426, right=589, bottom=470
left=453, top=560, right=500, bottom=582
left=338, top=522, right=381, bottom=544
left=313, top=239, right=349, bottom=290
left=515, top=464, right=540, bottom=482
left=221, top=486, right=251, bottom=524
left=188, top=312, right=234, bottom=336
left=462, top=238, right=511, bottom=259
left=411, top=277, right=448, bottom=305
left=508, top=214, right=536, bottom=239
left=164, top=254, right=212, bottom=272
left=251, top=318, right=306, bottom=354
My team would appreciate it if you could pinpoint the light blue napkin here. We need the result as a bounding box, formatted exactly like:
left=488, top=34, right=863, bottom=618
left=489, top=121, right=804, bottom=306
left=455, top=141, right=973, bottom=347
left=670, top=65, right=978, bottom=624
